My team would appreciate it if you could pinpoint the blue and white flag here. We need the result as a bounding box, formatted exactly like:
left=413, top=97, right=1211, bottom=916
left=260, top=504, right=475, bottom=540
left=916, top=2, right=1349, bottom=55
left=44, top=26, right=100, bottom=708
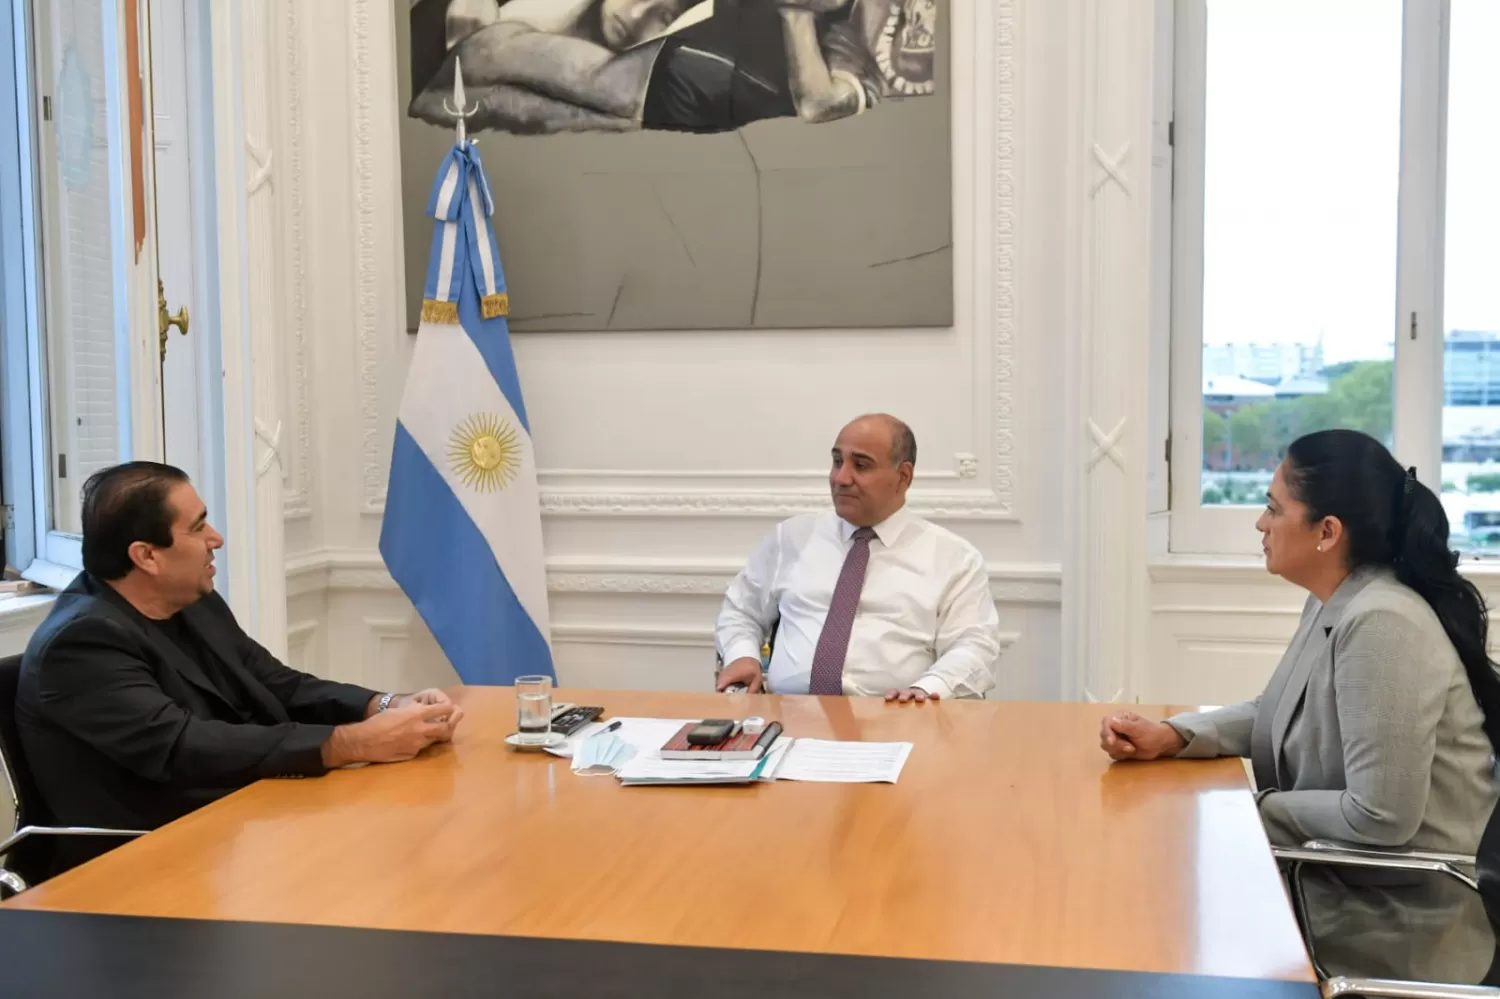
left=379, top=141, right=553, bottom=685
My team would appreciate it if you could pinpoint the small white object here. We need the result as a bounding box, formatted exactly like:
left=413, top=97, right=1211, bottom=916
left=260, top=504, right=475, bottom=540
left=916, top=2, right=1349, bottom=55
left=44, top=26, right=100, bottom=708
left=741, top=716, right=766, bottom=735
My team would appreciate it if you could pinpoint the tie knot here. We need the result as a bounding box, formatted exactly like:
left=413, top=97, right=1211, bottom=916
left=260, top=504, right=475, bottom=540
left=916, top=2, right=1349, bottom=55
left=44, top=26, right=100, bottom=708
left=852, top=527, right=876, bottom=543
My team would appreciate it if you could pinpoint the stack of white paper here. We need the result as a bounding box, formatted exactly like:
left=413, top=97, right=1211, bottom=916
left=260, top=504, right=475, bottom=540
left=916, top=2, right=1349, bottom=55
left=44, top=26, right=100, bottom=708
left=773, top=739, right=913, bottom=783
left=542, top=722, right=912, bottom=786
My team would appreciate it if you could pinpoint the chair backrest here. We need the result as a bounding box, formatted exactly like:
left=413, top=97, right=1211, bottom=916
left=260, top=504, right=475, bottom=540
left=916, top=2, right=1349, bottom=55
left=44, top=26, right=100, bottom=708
left=713, top=619, right=778, bottom=685
left=1476, top=796, right=1500, bottom=985
left=0, top=653, right=57, bottom=885
left=0, top=654, right=41, bottom=829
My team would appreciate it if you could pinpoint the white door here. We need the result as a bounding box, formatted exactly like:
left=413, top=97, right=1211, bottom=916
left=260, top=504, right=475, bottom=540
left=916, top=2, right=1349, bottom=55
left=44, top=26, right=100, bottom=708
left=148, top=0, right=202, bottom=484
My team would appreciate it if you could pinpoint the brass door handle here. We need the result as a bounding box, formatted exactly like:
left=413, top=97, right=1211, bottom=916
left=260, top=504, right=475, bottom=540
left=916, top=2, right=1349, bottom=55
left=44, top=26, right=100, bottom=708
left=157, top=279, right=189, bottom=362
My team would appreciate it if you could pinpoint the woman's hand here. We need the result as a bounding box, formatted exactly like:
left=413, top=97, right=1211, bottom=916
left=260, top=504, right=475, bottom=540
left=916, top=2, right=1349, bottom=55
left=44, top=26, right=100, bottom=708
left=1099, top=712, right=1187, bottom=761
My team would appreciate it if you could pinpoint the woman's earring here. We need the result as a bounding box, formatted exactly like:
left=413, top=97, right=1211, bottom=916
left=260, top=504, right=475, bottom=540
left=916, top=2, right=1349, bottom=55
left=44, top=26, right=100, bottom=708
left=1316, top=544, right=1324, bottom=552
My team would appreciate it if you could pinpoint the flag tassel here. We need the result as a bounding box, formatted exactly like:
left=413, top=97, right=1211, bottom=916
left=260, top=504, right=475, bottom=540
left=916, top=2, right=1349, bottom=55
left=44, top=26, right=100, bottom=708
left=422, top=299, right=460, bottom=324
left=481, top=292, right=509, bottom=319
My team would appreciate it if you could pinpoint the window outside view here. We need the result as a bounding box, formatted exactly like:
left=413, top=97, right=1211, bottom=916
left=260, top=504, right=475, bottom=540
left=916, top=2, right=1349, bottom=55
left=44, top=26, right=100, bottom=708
left=1198, top=1, right=1499, bottom=550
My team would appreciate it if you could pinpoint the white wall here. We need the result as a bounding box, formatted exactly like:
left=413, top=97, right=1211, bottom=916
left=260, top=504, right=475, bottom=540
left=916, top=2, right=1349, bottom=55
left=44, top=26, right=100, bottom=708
left=10, top=0, right=1383, bottom=711
left=275, top=0, right=1071, bottom=700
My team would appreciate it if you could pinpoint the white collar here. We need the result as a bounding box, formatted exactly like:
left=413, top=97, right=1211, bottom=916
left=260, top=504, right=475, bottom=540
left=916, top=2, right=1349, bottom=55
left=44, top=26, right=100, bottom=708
left=838, top=504, right=914, bottom=547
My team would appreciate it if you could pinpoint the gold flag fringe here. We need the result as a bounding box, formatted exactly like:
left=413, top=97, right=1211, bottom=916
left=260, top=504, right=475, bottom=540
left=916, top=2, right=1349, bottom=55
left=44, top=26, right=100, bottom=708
left=421, top=299, right=460, bottom=324
left=481, top=292, right=509, bottom=319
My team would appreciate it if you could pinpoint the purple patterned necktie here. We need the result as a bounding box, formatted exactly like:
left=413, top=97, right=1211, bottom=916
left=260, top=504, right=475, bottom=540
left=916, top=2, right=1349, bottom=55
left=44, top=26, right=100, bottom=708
left=808, top=527, right=876, bottom=695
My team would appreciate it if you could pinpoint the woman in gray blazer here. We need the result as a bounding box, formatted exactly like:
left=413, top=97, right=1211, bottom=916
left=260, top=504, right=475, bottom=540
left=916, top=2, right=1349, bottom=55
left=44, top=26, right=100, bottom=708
left=1100, top=430, right=1500, bottom=983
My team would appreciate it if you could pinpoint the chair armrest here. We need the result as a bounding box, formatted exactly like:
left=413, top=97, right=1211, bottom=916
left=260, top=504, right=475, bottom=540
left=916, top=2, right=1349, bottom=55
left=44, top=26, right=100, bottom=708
left=1322, top=976, right=1500, bottom=997
left=0, top=824, right=148, bottom=856
left=0, top=826, right=148, bottom=900
left=0, top=867, right=26, bottom=896
left=1273, top=845, right=1479, bottom=892
left=713, top=659, right=771, bottom=693
left=1301, top=838, right=1477, bottom=869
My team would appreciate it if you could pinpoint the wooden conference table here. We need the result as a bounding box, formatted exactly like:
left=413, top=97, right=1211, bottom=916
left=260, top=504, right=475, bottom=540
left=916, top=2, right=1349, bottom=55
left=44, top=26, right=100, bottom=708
left=2, top=688, right=1316, bottom=997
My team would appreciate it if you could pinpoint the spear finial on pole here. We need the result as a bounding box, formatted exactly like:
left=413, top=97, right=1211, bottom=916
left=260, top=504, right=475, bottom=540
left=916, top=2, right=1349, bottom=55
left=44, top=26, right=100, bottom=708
left=442, top=56, right=479, bottom=146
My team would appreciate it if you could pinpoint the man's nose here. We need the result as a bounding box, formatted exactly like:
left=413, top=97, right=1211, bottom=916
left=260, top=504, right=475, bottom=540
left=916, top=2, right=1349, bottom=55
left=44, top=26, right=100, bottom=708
left=831, top=463, right=854, bottom=485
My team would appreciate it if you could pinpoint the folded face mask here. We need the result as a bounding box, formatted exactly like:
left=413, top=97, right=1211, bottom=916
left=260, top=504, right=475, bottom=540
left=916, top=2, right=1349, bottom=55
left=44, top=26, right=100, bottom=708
left=573, top=732, right=636, bottom=772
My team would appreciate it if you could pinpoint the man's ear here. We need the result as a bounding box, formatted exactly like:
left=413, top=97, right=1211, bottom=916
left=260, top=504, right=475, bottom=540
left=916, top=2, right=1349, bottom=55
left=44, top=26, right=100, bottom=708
left=897, top=462, right=914, bottom=490
left=127, top=540, right=158, bottom=576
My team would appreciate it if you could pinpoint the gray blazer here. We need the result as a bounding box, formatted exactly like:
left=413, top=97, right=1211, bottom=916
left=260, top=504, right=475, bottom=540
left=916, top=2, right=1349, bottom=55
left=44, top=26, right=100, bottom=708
left=1169, top=565, right=1498, bottom=982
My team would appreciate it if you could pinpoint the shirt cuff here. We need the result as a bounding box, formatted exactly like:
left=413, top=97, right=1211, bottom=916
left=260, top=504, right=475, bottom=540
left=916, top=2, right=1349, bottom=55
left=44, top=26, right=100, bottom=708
left=910, top=676, right=954, bottom=700
left=718, top=640, right=764, bottom=669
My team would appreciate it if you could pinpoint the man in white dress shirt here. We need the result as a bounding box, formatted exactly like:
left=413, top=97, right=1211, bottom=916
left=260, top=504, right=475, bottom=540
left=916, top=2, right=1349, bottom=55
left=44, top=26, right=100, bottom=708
left=715, top=415, right=1001, bottom=701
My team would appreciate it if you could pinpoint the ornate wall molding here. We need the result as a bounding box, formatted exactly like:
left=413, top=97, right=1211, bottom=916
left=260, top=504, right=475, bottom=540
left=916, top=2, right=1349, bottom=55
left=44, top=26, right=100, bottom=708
left=991, top=0, right=1017, bottom=513
left=352, top=0, right=1019, bottom=523
left=280, top=0, right=312, bottom=519
left=538, top=468, right=964, bottom=483
left=284, top=550, right=1063, bottom=606
left=538, top=488, right=1015, bottom=520
left=1060, top=0, right=1156, bottom=702
left=351, top=0, right=386, bottom=514
left=551, top=623, right=719, bottom=649
left=284, top=619, right=320, bottom=673
left=241, top=0, right=290, bottom=656
left=548, top=623, right=1024, bottom=652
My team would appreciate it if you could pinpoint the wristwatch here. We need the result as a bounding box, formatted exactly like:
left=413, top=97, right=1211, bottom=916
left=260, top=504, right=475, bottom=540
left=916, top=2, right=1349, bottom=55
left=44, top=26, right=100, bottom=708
left=377, top=692, right=396, bottom=712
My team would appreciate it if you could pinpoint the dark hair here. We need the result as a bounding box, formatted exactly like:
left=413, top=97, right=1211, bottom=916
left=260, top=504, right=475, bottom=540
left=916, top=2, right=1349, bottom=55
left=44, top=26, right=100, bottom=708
left=877, top=415, right=917, bottom=468
left=1284, top=429, right=1500, bottom=754
left=80, top=461, right=191, bottom=580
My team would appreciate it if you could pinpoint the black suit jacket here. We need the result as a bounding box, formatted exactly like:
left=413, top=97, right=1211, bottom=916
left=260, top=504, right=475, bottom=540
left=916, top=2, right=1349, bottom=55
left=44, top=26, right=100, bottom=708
left=16, top=573, right=376, bottom=867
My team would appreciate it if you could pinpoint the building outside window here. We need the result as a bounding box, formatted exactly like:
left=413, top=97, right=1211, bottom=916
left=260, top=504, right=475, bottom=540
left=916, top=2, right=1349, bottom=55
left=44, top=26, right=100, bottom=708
left=1171, top=0, right=1500, bottom=554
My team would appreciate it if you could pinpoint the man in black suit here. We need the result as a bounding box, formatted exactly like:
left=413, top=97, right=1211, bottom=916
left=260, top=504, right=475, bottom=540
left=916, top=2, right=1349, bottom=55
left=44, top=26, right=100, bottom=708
left=16, top=462, right=464, bottom=871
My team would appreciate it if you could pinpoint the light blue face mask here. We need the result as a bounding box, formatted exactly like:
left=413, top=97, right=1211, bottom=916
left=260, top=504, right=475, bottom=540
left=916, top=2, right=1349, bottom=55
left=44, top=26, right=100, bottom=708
left=573, top=731, right=636, bottom=773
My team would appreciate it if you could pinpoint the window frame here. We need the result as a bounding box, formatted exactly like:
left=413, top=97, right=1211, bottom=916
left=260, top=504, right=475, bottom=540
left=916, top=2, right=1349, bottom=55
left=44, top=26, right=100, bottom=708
left=0, top=0, right=157, bottom=589
left=1167, top=0, right=1450, bottom=556
left=1, top=0, right=46, bottom=579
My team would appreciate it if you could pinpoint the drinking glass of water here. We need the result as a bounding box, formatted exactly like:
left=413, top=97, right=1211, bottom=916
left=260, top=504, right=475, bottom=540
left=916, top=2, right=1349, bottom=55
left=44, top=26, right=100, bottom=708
left=515, top=675, right=553, bottom=744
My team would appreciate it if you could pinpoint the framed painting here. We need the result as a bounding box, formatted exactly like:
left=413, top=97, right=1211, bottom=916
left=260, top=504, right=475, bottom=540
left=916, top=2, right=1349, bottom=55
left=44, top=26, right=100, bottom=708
left=395, top=0, right=952, bottom=331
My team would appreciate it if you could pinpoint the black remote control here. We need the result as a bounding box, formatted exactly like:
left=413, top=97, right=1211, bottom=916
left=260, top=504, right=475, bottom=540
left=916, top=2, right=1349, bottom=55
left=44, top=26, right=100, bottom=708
left=550, top=706, right=604, bottom=736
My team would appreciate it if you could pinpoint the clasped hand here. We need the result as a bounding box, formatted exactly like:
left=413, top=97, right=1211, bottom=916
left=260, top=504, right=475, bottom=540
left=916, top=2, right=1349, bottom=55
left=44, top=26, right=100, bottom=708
left=1098, top=711, right=1187, bottom=761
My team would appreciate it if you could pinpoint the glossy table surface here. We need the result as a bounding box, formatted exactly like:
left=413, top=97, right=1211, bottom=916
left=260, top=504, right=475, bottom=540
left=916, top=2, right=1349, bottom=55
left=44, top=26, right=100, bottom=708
left=7, top=688, right=1314, bottom=983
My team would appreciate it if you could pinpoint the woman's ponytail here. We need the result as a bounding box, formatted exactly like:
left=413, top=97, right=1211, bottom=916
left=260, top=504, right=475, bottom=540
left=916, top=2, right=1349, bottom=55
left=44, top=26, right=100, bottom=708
left=1392, top=473, right=1500, bottom=754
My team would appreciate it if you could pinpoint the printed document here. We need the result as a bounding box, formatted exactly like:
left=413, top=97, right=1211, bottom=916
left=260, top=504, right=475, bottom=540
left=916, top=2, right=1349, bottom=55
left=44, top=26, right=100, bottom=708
left=774, top=739, right=913, bottom=783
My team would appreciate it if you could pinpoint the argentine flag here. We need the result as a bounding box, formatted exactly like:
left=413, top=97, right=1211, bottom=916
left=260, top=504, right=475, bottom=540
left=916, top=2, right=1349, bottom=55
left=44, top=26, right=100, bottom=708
left=379, top=140, right=554, bottom=684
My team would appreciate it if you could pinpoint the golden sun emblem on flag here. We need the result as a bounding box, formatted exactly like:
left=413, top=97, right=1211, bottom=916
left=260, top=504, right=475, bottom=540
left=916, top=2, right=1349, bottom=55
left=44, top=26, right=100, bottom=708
left=448, top=414, right=521, bottom=493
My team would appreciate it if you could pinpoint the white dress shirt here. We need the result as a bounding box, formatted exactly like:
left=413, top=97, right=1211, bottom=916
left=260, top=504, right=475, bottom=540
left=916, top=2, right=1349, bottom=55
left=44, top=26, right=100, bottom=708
left=715, top=507, right=1001, bottom=698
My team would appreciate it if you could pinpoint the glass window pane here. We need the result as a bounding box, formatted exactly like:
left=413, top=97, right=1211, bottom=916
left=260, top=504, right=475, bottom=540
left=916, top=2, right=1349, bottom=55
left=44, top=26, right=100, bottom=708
left=1199, top=0, right=1400, bottom=508
left=1440, top=1, right=1500, bottom=552
left=34, top=0, right=129, bottom=536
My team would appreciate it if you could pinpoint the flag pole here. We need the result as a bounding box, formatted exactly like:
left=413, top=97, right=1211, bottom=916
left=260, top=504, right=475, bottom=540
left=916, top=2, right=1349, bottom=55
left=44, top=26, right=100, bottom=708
left=442, top=57, right=479, bottom=146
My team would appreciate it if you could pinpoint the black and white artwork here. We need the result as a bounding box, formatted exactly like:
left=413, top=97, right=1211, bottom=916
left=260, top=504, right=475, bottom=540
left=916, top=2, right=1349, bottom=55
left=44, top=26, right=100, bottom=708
left=397, top=0, right=953, bottom=331
left=408, top=0, right=939, bottom=135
